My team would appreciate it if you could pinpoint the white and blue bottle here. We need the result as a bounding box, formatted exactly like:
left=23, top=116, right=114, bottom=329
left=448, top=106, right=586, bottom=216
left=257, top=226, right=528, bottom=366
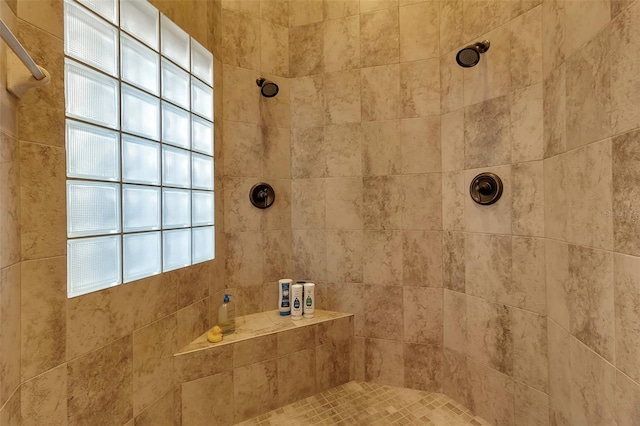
left=279, top=279, right=292, bottom=316
left=291, top=283, right=303, bottom=320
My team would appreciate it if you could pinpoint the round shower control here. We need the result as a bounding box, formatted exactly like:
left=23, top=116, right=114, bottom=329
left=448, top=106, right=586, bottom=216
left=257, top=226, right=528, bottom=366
left=250, top=183, right=276, bottom=209
left=469, top=172, right=503, bottom=205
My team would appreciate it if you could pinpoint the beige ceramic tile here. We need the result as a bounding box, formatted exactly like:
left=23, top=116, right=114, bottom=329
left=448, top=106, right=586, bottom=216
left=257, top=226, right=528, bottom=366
left=292, top=178, right=326, bottom=229
left=352, top=336, right=365, bottom=381
left=278, top=348, right=317, bottom=405
left=403, top=342, right=443, bottom=391
left=400, top=59, right=440, bottom=118
left=291, top=127, right=324, bottom=178
left=547, top=319, right=571, bottom=426
left=323, top=70, right=361, bottom=124
left=223, top=177, right=262, bottom=232
left=20, top=257, right=65, bottom=381
left=134, top=388, right=175, bottom=426
left=443, top=289, right=466, bottom=354
left=441, top=109, right=464, bottom=172
left=443, top=347, right=470, bottom=408
left=173, top=345, right=233, bottom=384
left=263, top=230, right=293, bottom=282
left=543, top=153, right=567, bottom=242
left=463, top=25, right=512, bottom=107
left=290, top=22, right=324, bottom=77
left=222, top=65, right=260, bottom=123
left=464, top=95, right=511, bottom=168
left=233, top=334, right=278, bottom=368
left=511, top=236, right=546, bottom=314
left=570, top=337, right=616, bottom=426
left=316, top=339, right=352, bottom=391
left=400, top=116, right=441, bottom=174
left=464, top=165, right=512, bottom=234
left=182, top=372, right=234, bottom=426
left=467, top=357, right=515, bottom=425
left=20, top=364, right=67, bottom=426
left=0, top=132, right=19, bottom=269
left=324, top=283, right=365, bottom=335
left=17, top=0, right=63, bottom=39
left=325, top=178, right=363, bottom=230
left=324, top=0, right=359, bottom=18
left=289, top=0, right=324, bottom=26
left=403, top=287, right=443, bottom=345
left=402, top=230, right=442, bottom=287
left=67, top=336, right=133, bottom=426
left=612, top=129, right=640, bottom=256
left=401, top=173, right=442, bottom=230
left=565, top=30, right=611, bottom=150
left=16, top=20, right=64, bottom=149
left=362, top=120, right=401, bottom=176
left=0, top=385, right=19, bottom=425
left=176, top=299, right=209, bottom=349
left=263, top=178, right=292, bottom=231
left=234, top=360, right=278, bottom=423
left=223, top=121, right=262, bottom=178
left=563, top=0, right=610, bottom=58
left=222, top=9, right=260, bottom=70
left=365, top=338, right=404, bottom=386
left=361, top=64, right=400, bottom=121
left=20, top=142, right=65, bottom=260
left=462, top=0, right=510, bottom=42
left=512, top=161, right=544, bottom=237
left=360, top=9, right=400, bottom=67
left=440, top=50, right=464, bottom=113
left=439, top=0, right=463, bottom=55
left=545, top=239, right=570, bottom=330
left=363, top=285, right=403, bottom=339
left=324, top=16, right=360, bottom=72
left=66, top=284, right=135, bottom=360
left=443, top=231, right=465, bottom=292
left=261, top=0, right=289, bottom=27
left=616, top=371, right=640, bottom=426
left=514, top=381, right=549, bottom=426
left=543, top=64, right=566, bottom=158
left=360, top=0, right=397, bottom=13
left=613, top=253, right=640, bottom=382
left=466, top=296, right=513, bottom=375
left=0, top=265, right=19, bottom=407
left=512, top=308, right=548, bottom=392
left=567, top=245, right=615, bottom=362
left=363, top=176, right=403, bottom=230
left=261, top=21, right=289, bottom=76
left=511, top=0, right=542, bottom=17
left=225, top=231, right=264, bottom=287
left=442, top=171, right=465, bottom=231
left=262, top=126, right=291, bottom=179
left=511, top=83, right=544, bottom=163
left=277, top=325, right=316, bottom=355
left=542, top=0, right=565, bottom=79
left=399, top=2, right=439, bottom=62
left=221, top=0, right=260, bottom=17
left=291, top=75, right=324, bottom=129
left=324, top=123, right=362, bottom=177
left=133, top=315, right=177, bottom=415
left=292, top=230, right=327, bottom=281
left=510, top=6, right=543, bottom=90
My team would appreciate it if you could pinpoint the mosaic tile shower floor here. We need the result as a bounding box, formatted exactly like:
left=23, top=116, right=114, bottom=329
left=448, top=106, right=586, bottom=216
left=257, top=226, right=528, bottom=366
left=236, top=381, right=492, bottom=426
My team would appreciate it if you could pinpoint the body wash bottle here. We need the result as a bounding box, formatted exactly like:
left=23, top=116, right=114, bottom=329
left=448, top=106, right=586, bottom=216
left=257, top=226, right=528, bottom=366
left=217, top=294, right=236, bottom=334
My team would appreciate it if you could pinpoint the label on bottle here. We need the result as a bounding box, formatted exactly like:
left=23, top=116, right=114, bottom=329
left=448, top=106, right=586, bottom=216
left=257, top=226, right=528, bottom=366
left=293, top=297, right=300, bottom=309
left=306, top=295, right=312, bottom=307
left=281, top=283, right=290, bottom=308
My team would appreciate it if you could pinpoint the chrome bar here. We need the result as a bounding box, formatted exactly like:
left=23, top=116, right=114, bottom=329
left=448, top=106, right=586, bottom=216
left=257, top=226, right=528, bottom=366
left=0, top=18, right=46, bottom=81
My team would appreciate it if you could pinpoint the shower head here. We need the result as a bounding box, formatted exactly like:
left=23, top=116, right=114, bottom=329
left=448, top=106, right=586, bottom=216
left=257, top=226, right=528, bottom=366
left=256, top=77, right=279, bottom=98
left=456, top=40, right=491, bottom=68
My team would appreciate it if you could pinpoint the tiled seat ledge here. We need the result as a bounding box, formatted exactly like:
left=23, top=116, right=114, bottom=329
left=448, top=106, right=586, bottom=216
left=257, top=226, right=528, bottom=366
left=173, top=310, right=355, bottom=426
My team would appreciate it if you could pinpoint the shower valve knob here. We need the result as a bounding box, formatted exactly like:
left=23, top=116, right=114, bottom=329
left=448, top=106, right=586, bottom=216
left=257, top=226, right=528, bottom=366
left=470, top=172, right=503, bottom=205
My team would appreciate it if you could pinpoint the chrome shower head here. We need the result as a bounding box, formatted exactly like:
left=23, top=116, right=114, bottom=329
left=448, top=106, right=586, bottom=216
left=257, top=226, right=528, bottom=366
left=256, top=77, right=279, bottom=98
left=456, top=40, right=491, bottom=68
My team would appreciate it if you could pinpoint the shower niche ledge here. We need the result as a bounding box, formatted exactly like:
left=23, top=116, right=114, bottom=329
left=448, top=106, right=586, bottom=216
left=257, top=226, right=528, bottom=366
left=173, top=310, right=355, bottom=425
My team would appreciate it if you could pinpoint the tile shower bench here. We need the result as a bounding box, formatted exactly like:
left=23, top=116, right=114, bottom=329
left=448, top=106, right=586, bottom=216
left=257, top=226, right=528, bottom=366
left=173, top=310, right=354, bottom=425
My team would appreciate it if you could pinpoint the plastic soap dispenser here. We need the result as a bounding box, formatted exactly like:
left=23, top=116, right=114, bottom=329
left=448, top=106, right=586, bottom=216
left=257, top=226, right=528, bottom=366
left=217, top=294, right=236, bottom=334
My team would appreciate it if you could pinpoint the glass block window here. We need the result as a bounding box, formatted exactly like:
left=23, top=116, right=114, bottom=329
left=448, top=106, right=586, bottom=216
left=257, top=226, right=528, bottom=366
left=64, top=0, right=215, bottom=298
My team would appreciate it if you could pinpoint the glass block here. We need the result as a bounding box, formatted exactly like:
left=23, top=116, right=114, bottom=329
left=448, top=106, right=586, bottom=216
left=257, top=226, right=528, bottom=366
left=163, top=229, right=191, bottom=271
left=64, top=0, right=118, bottom=76
left=191, top=114, right=213, bottom=155
left=121, top=33, right=159, bottom=95
left=123, top=232, right=161, bottom=282
left=122, top=134, right=160, bottom=185
left=192, top=190, right=214, bottom=226
left=65, top=59, right=119, bottom=129
left=162, top=188, right=190, bottom=229
left=191, top=38, right=213, bottom=86
left=161, top=58, right=190, bottom=110
left=192, top=226, right=215, bottom=263
left=160, top=14, right=190, bottom=70
left=191, top=77, right=213, bottom=121
left=67, top=181, right=120, bottom=238
left=120, top=0, right=159, bottom=50
left=66, top=119, right=119, bottom=181
left=162, top=102, right=190, bottom=149
left=122, top=84, right=160, bottom=141
left=67, top=235, right=121, bottom=297
left=76, top=0, right=118, bottom=24
left=192, top=153, right=213, bottom=190
left=162, top=145, right=190, bottom=188
left=123, top=185, right=161, bottom=232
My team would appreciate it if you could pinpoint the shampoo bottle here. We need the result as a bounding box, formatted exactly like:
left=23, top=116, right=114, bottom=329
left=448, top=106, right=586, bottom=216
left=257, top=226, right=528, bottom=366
left=303, top=282, right=315, bottom=318
left=291, top=283, right=303, bottom=320
left=279, top=279, right=292, bottom=316
left=217, top=294, right=236, bottom=334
